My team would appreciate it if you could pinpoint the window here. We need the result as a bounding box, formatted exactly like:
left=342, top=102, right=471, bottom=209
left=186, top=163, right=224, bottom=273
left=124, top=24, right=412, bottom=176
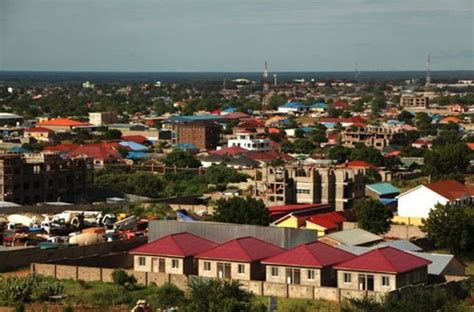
left=382, top=276, right=390, bottom=287
left=343, top=273, right=352, bottom=284
left=238, top=264, right=245, bottom=274
left=138, top=256, right=146, bottom=267
left=171, top=259, right=179, bottom=269
left=271, top=267, right=279, bottom=277
left=307, top=269, right=316, bottom=280
left=204, top=261, right=211, bottom=271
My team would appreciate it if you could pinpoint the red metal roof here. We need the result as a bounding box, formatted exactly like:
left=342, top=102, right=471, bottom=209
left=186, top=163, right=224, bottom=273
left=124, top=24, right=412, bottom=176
left=122, top=135, right=148, bottom=144
left=24, top=127, right=55, bottom=133
left=246, top=151, right=293, bottom=162
left=69, top=143, right=123, bottom=161
left=130, top=232, right=218, bottom=257
left=195, top=236, right=285, bottom=262
left=262, top=241, right=355, bottom=268
left=334, top=246, right=431, bottom=274
left=44, top=143, right=79, bottom=153
left=37, top=118, right=91, bottom=127
left=268, top=203, right=329, bottom=217
left=307, top=212, right=346, bottom=230
left=211, top=146, right=248, bottom=156
left=424, top=179, right=474, bottom=201
left=346, top=160, right=380, bottom=171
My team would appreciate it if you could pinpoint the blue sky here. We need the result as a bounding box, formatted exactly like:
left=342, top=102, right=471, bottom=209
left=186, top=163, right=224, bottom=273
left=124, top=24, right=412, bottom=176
left=1, top=0, right=473, bottom=71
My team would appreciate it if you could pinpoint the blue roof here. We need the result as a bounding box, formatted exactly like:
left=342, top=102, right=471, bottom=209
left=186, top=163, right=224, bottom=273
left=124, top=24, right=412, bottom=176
left=222, top=107, right=237, bottom=113
left=167, top=115, right=223, bottom=123
left=279, top=102, right=308, bottom=109
left=127, top=151, right=151, bottom=159
left=173, top=143, right=199, bottom=151
left=367, top=182, right=400, bottom=195
left=119, top=141, right=149, bottom=152
left=300, top=127, right=315, bottom=133
left=310, top=102, right=328, bottom=109
left=9, top=146, right=28, bottom=153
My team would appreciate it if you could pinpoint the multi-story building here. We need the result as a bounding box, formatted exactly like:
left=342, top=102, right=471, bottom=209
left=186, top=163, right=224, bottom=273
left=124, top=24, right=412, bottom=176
left=174, top=121, right=221, bottom=151
left=254, top=165, right=365, bottom=211
left=341, top=126, right=405, bottom=151
left=88, top=112, right=118, bottom=126
left=400, top=94, right=429, bottom=108
left=227, top=131, right=270, bottom=152
left=0, top=153, right=92, bottom=204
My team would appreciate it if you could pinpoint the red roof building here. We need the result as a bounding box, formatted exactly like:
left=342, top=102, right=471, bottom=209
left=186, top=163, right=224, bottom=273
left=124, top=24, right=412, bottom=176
left=334, top=247, right=431, bottom=292
left=424, top=179, right=474, bottom=201
left=345, top=160, right=380, bottom=171
left=130, top=232, right=217, bottom=275
left=37, top=118, right=92, bottom=131
left=44, top=143, right=79, bottom=153
left=211, top=145, right=248, bottom=156
left=68, top=143, right=123, bottom=167
left=268, top=203, right=331, bottom=220
left=195, top=237, right=285, bottom=281
left=122, top=135, right=148, bottom=144
left=262, top=241, right=355, bottom=286
left=246, top=151, right=293, bottom=163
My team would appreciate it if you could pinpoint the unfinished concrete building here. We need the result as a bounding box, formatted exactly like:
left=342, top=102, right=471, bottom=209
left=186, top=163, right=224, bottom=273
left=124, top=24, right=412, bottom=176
left=341, top=126, right=405, bottom=151
left=254, top=165, right=366, bottom=211
left=0, top=153, right=93, bottom=204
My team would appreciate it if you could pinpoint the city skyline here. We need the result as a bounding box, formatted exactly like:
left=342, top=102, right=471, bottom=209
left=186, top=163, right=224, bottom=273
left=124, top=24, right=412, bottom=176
left=1, top=0, right=473, bottom=72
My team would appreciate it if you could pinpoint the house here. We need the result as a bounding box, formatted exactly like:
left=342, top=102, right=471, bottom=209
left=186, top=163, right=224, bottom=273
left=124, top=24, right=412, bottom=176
left=277, top=102, right=309, bottom=114
left=267, top=203, right=332, bottom=222
left=68, top=143, right=123, bottom=168
left=305, top=212, right=346, bottom=237
left=319, top=228, right=383, bottom=247
left=23, top=127, right=56, bottom=142
left=37, top=118, right=92, bottom=132
left=130, top=232, right=217, bottom=275
left=227, top=131, right=270, bottom=152
left=262, top=242, right=355, bottom=287
left=365, top=183, right=400, bottom=200
left=310, top=102, right=328, bottom=113
left=271, top=207, right=337, bottom=230
left=195, top=236, right=285, bottom=281
left=334, top=247, right=431, bottom=292
left=395, top=179, right=474, bottom=224
left=439, top=116, right=461, bottom=124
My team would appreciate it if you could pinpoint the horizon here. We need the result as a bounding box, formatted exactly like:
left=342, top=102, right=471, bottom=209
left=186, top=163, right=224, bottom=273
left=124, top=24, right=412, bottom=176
left=2, top=0, right=473, bottom=72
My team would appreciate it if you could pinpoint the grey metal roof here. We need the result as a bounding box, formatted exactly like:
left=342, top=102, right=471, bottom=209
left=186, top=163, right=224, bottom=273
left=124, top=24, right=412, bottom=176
left=0, top=201, right=21, bottom=208
left=409, top=252, right=457, bottom=275
left=374, top=239, right=422, bottom=252
left=335, top=245, right=372, bottom=255
left=324, top=228, right=383, bottom=246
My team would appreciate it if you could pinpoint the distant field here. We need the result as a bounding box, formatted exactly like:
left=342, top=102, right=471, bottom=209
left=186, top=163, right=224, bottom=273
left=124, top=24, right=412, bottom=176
left=254, top=295, right=340, bottom=312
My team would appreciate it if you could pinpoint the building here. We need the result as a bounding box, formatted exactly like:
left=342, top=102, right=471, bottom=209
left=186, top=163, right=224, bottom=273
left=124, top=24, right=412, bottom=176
left=318, top=228, right=383, bottom=247
left=0, top=113, right=23, bottom=127
left=130, top=232, right=217, bottom=275
left=0, top=153, right=92, bottom=204
left=227, top=131, right=270, bottom=152
left=23, top=127, right=56, bottom=143
left=334, top=247, right=431, bottom=292
left=365, top=182, right=400, bottom=200
left=341, top=126, right=406, bottom=151
left=262, top=242, right=355, bottom=287
left=277, top=102, right=309, bottom=114
left=254, top=165, right=365, bottom=211
left=88, top=112, right=118, bottom=126
left=37, top=118, right=92, bottom=132
left=195, top=236, right=285, bottom=281
left=400, top=94, right=429, bottom=108
left=395, top=179, right=474, bottom=225
left=174, top=121, right=221, bottom=151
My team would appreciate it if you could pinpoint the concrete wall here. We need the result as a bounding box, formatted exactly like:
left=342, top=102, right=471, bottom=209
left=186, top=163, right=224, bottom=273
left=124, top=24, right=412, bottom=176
left=343, top=221, right=425, bottom=239
left=0, top=237, right=146, bottom=272
left=148, top=220, right=316, bottom=249
left=31, top=262, right=395, bottom=303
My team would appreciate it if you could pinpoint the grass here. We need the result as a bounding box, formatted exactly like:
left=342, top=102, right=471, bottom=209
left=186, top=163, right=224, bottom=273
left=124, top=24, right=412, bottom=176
left=254, top=296, right=340, bottom=312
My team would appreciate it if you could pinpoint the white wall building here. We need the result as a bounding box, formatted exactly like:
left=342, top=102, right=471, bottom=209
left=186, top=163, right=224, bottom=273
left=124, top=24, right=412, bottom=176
left=227, top=132, right=270, bottom=152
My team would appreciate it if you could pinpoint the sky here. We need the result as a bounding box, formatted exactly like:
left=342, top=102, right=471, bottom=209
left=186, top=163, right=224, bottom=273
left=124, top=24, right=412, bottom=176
left=0, top=0, right=473, bottom=72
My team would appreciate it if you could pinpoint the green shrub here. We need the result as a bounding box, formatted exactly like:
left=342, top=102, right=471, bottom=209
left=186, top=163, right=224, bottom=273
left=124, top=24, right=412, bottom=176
left=112, top=269, right=137, bottom=289
left=0, top=275, right=64, bottom=306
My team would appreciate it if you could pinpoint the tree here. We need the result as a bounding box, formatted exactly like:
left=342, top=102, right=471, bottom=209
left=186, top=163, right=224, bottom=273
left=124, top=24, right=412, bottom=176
left=423, top=143, right=472, bottom=179
left=294, top=128, right=305, bottom=138
left=103, top=129, right=122, bottom=140
left=398, top=110, right=414, bottom=125
left=349, top=145, right=384, bottom=166
left=212, top=196, right=269, bottom=226
left=421, top=204, right=474, bottom=255
left=356, top=198, right=393, bottom=234
left=204, top=164, right=249, bottom=186
left=154, top=283, right=186, bottom=309
left=164, top=149, right=201, bottom=168
left=184, top=278, right=260, bottom=312
left=327, top=145, right=351, bottom=163
left=112, top=269, right=137, bottom=289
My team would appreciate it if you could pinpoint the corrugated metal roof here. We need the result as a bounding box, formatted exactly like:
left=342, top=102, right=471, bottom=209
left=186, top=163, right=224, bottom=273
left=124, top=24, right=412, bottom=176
left=366, top=183, right=400, bottom=195
left=324, top=228, right=383, bottom=246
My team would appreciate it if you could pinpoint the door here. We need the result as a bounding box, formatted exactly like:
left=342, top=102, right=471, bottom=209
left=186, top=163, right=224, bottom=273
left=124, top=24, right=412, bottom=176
left=358, top=274, right=366, bottom=290
left=286, top=268, right=301, bottom=285
left=367, top=275, right=374, bottom=291
left=159, top=258, right=166, bottom=273
left=152, top=258, right=158, bottom=272
left=217, top=262, right=231, bottom=279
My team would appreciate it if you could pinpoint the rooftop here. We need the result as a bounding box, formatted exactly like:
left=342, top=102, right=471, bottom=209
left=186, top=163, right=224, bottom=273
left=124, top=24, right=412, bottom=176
left=324, top=228, right=383, bottom=246
left=130, top=232, right=218, bottom=257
